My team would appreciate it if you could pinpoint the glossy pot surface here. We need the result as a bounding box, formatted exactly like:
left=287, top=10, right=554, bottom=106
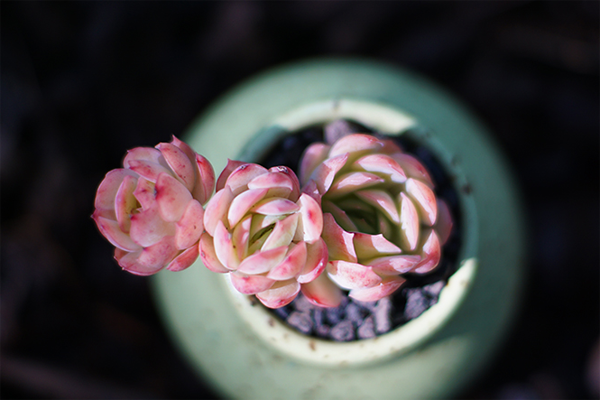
left=152, top=59, right=525, bottom=399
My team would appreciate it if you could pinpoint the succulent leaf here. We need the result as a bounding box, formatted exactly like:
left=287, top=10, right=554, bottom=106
left=167, top=245, right=199, bottom=272
left=301, top=272, right=343, bottom=307
left=295, top=132, right=453, bottom=303
left=156, top=142, right=196, bottom=191
left=114, top=174, right=138, bottom=233
left=199, top=232, right=231, bottom=273
left=203, top=186, right=234, bottom=236
left=199, top=164, right=326, bottom=308
left=256, top=279, right=301, bottom=308
left=348, top=276, right=405, bottom=302
left=300, top=143, right=331, bottom=185
left=230, top=272, right=275, bottom=295
left=327, top=260, right=382, bottom=290
left=93, top=138, right=214, bottom=276
left=174, top=199, right=204, bottom=250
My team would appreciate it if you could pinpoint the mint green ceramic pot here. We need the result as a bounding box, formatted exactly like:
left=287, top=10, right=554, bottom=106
left=152, top=59, right=525, bottom=399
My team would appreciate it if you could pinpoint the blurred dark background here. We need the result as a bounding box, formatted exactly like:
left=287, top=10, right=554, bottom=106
left=2, top=2, right=598, bottom=399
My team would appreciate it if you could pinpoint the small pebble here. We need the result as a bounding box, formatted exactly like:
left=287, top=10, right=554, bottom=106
left=357, top=316, right=376, bottom=339
left=324, top=120, right=355, bottom=143
left=423, top=281, right=445, bottom=297
left=374, top=297, right=392, bottom=334
left=345, top=302, right=363, bottom=323
left=294, top=294, right=314, bottom=313
left=330, top=319, right=355, bottom=342
left=287, top=311, right=313, bottom=334
left=587, top=339, right=600, bottom=397
left=404, top=289, right=430, bottom=320
left=313, top=308, right=330, bottom=337
left=353, top=299, right=377, bottom=312
left=273, top=306, right=290, bottom=320
left=497, top=384, right=539, bottom=400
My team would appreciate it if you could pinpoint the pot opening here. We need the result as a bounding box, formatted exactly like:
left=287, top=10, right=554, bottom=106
left=253, top=117, right=463, bottom=342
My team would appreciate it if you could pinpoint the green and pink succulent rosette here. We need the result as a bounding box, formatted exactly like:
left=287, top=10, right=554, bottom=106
left=300, top=132, right=453, bottom=303
left=199, top=161, right=332, bottom=309
left=92, top=136, right=215, bottom=275
left=93, top=131, right=453, bottom=309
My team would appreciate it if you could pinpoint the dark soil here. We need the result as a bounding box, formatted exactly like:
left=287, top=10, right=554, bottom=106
left=263, top=120, right=462, bottom=341
left=2, top=2, right=598, bottom=399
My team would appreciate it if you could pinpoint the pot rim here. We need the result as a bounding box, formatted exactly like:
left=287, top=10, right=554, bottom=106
left=224, top=98, right=478, bottom=367
left=152, top=58, right=524, bottom=400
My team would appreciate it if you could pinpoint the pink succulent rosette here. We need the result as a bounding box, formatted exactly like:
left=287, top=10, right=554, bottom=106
left=300, top=132, right=454, bottom=302
left=92, top=136, right=215, bottom=275
left=200, top=161, right=335, bottom=309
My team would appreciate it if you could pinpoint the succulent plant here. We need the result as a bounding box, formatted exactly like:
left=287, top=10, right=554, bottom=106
left=93, top=131, right=452, bottom=309
left=299, top=132, right=453, bottom=302
left=92, top=136, right=215, bottom=275
left=199, top=161, right=336, bottom=308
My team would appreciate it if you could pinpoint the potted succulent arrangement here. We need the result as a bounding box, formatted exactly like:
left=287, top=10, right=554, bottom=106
left=93, top=59, right=525, bottom=399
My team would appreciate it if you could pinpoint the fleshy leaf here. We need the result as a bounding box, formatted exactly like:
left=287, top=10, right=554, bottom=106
left=328, top=133, right=383, bottom=158
left=355, top=189, right=400, bottom=224
left=129, top=206, right=176, bottom=248
left=199, top=232, right=231, bottom=273
left=267, top=242, right=307, bottom=280
left=301, top=272, right=343, bottom=307
left=269, top=166, right=301, bottom=202
left=133, top=177, right=155, bottom=210
left=213, top=220, right=239, bottom=269
left=353, top=154, right=407, bottom=184
left=294, top=193, right=323, bottom=243
left=349, top=276, right=405, bottom=302
left=250, top=198, right=299, bottom=215
left=236, top=245, right=288, bottom=275
left=392, top=153, right=434, bottom=188
left=228, top=188, right=268, bottom=228
left=95, top=169, right=137, bottom=211
left=327, top=260, right=382, bottom=290
left=406, top=178, right=437, bottom=226
left=327, top=172, right=384, bottom=199
left=248, top=171, right=294, bottom=199
left=123, top=147, right=165, bottom=168
left=93, top=214, right=142, bottom=252
left=192, top=153, right=216, bottom=205
left=310, top=153, right=349, bottom=195
left=225, top=163, right=268, bottom=196
left=398, top=192, right=420, bottom=251
left=321, top=213, right=357, bottom=263
left=299, top=143, right=331, bottom=185
left=155, top=173, right=193, bottom=222
left=116, top=236, right=178, bottom=276
left=256, top=279, right=300, bottom=309
left=413, top=229, right=441, bottom=274
left=434, top=199, right=453, bottom=245
left=230, top=272, right=275, bottom=295
left=216, top=159, right=246, bottom=192
left=203, top=187, right=234, bottom=236
left=114, top=174, right=138, bottom=233
left=231, top=214, right=252, bottom=261
left=367, top=254, right=421, bottom=274
left=174, top=199, right=204, bottom=250
left=166, top=245, right=199, bottom=272
left=170, top=135, right=196, bottom=163
left=249, top=214, right=283, bottom=240
left=353, top=232, right=402, bottom=261
left=127, top=159, right=172, bottom=183
left=322, top=200, right=358, bottom=232
left=156, top=142, right=196, bottom=191
left=297, top=238, right=328, bottom=284
left=261, top=213, right=298, bottom=251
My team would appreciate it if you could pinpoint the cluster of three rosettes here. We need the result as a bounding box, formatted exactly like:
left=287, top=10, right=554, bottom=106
left=93, top=132, right=453, bottom=309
